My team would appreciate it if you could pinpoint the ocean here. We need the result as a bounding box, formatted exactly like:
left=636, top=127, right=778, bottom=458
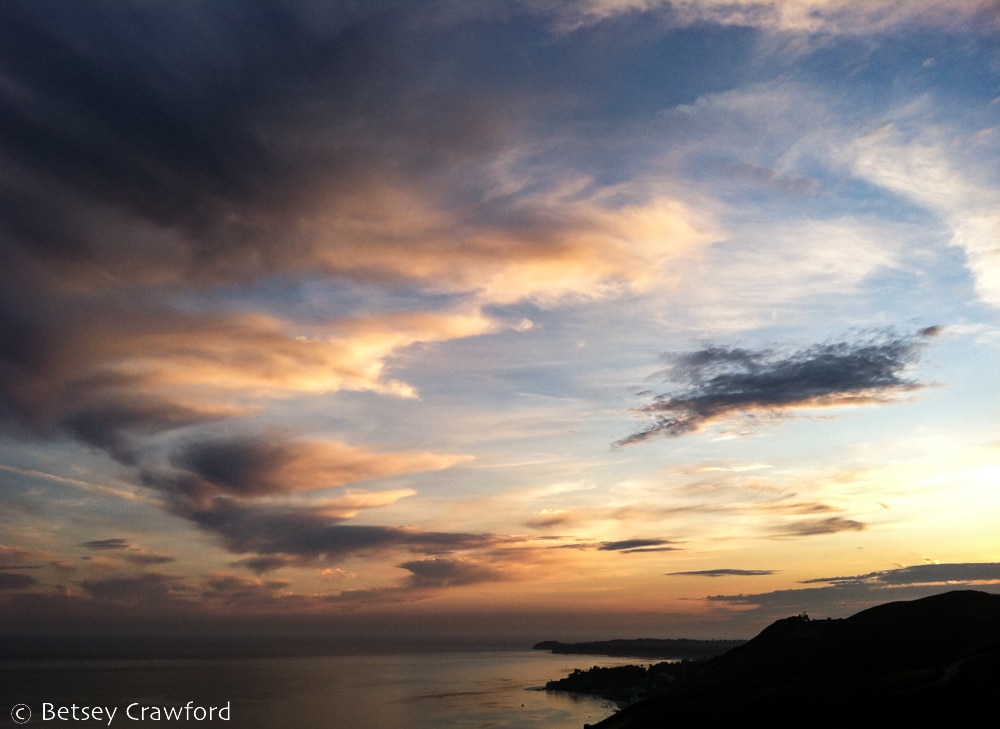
left=1, top=650, right=636, bottom=728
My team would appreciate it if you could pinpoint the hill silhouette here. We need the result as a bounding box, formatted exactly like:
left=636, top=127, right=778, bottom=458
left=585, top=590, right=1000, bottom=728
left=533, top=638, right=744, bottom=660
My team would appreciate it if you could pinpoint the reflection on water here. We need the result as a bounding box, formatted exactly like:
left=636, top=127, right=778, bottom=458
left=1, top=651, right=629, bottom=728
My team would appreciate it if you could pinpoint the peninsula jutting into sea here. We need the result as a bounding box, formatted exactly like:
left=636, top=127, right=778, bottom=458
left=541, top=590, right=1000, bottom=728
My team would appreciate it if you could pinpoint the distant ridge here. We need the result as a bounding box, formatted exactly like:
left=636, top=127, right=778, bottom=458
left=532, top=638, right=744, bottom=660
left=587, top=590, right=1000, bottom=728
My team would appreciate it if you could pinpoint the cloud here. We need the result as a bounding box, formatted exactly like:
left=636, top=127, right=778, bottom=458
left=704, top=563, right=1000, bottom=619
left=547, top=0, right=1000, bottom=34
left=0, top=2, right=441, bottom=286
left=201, top=574, right=291, bottom=607
left=617, top=329, right=934, bottom=445
left=169, top=497, right=496, bottom=570
left=802, top=563, right=1000, bottom=586
left=323, top=557, right=508, bottom=606
left=399, top=557, right=505, bottom=589
left=233, top=557, right=299, bottom=576
left=80, top=539, right=130, bottom=551
left=122, top=552, right=176, bottom=567
left=0, top=0, right=715, bottom=501
left=57, top=397, right=240, bottom=463
left=669, top=568, right=777, bottom=577
left=772, top=516, right=865, bottom=537
left=0, top=544, right=38, bottom=565
left=759, top=502, right=841, bottom=516
left=597, top=538, right=679, bottom=553
left=526, top=509, right=574, bottom=528
left=0, top=572, right=37, bottom=590
left=77, top=539, right=174, bottom=566
left=309, top=489, right=418, bottom=520
left=0, top=298, right=502, bottom=439
left=80, top=571, right=193, bottom=604
left=105, top=432, right=472, bottom=571
left=847, top=122, right=1000, bottom=309
left=169, top=435, right=467, bottom=499
left=0, top=1, right=712, bottom=303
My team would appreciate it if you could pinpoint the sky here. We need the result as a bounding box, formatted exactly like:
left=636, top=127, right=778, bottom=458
left=1, top=0, right=1000, bottom=643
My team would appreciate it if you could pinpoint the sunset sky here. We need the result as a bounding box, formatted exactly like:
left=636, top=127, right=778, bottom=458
left=2, top=0, right=1000, bottom=642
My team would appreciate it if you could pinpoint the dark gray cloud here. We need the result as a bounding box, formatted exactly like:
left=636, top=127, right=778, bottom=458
left=173, top=437, right=300, bottom=498
left=164, top=434, right=452, bottom=498
left=59, top=398, right=234, bottom=464
left=77, top=538, right=174, bottom=565
left=0, top=290, right=245, bottom=458
left=173, top=497, right=496, bottom=569
left=234, top=556, right=299, bottom=575
left=0, top=2, right=375, bottom=276
left=598, top=538, right=679, bottom=553
left=122, top=553, right=176, bottom=566
left=80, top=571, right=193, bottom=604
left=201, top=574, right=291, bottom=607
left=0, top=0, right=513, bottom=455
left=80, top=538, right=130, bottom=551
left=669, top=568, right=777, bottom=577
left=773, top=516, right=865, bottom=537
left=323, top=557, right=506, bottom=606
left=617, top=329, right=936, bottom=445
left=801, top=562, right=1000, bottom=587
left=0, top=572, right=37, bottom=590
left=399, top=558, right=504, bottom=589
left=704, top=563, right=1000, bottom=621
left=0, top=0, right=511, bottom=294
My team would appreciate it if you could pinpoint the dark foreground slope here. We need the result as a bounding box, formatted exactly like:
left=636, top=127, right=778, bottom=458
left=592, top=590, right=1000, bottom=729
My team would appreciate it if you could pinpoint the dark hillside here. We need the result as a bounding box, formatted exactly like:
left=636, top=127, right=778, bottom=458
left=589, top=590, right=1000, bottom=729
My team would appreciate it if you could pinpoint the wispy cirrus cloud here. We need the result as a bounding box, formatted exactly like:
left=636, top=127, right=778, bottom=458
left=617, top=328, right=937, bottom=445
left=546, top=0, right=1000, bottom=34
left=847, top=121, right=1000, bottom=309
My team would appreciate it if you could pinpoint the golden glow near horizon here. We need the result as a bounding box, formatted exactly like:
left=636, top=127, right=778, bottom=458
left=1, top=0, right=999, bottom=640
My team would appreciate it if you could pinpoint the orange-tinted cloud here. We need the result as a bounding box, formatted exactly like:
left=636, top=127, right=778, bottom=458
left=169, top=435, right=467, bottom=498
left=0, top=544, right=37, bottom=565
left=311, top=189, right=715, bottom=305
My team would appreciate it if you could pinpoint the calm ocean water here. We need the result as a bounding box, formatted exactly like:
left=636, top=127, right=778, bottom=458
left=1, top=650, right=636, bottom=728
